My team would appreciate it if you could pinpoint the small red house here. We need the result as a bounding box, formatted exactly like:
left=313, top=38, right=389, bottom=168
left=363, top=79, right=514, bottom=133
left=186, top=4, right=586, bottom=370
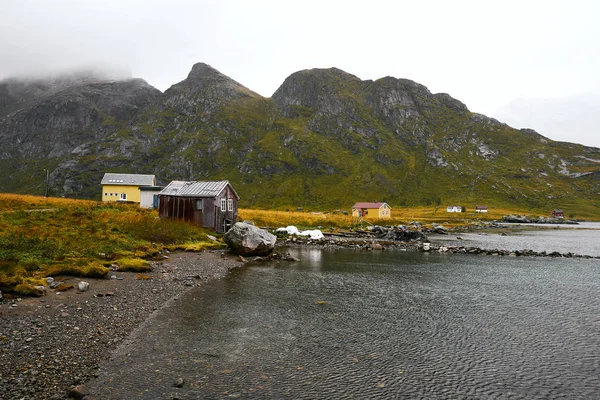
left=552, top=209, right=565, bottom=218
left=158, top=180, right=239, bottom=233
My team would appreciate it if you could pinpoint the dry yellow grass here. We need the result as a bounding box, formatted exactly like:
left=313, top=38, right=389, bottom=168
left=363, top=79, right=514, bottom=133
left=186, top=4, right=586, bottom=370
left=0, top=193, right=95, bottom=211
left=239, top=205, right=532, bottom=230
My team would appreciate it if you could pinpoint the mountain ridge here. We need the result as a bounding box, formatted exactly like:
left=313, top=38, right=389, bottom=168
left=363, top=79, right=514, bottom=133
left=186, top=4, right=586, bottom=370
left=1, top=63, right=599, bottom=216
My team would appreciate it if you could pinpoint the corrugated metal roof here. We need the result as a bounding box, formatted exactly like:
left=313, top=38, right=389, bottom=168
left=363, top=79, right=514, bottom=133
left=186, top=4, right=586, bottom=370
left=101, top=173, right=155, bottom=186
left=352, top=202, right=389, bottom=209
left=159, top=180, right=239, bottom=199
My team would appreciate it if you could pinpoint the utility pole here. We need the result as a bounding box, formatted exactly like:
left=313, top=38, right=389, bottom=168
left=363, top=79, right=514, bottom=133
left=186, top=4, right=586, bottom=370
left=43, top=169, right=49, bottom=197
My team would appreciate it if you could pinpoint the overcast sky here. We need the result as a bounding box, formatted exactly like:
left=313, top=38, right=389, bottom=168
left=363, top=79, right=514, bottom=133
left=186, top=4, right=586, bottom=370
left=1, top=0, right=598, bottom=147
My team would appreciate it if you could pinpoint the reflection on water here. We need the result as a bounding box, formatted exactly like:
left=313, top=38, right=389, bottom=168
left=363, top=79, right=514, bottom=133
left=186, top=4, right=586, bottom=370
left=90, top=247, right=600, bottom=399
left=303, top=248, right=323, bottom=266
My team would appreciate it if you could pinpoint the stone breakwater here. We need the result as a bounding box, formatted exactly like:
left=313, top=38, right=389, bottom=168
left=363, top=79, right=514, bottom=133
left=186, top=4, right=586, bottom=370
left=501, top=215, right=579, bottom=224
left=276, top=228, right=600, bottom=260
left=419, top=243, right=600, bottom=259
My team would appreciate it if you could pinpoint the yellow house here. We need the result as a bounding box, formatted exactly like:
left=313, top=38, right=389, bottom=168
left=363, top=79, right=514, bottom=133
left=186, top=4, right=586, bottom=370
left=101, top=173, right=156, bottom=204
left=351, top=202, right=392, bottom=219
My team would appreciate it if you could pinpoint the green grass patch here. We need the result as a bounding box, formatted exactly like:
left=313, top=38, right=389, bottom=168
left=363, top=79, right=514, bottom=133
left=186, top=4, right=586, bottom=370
left=115, top=258, right=152, bottom=272
left=0, top=195, right=222, bottom=295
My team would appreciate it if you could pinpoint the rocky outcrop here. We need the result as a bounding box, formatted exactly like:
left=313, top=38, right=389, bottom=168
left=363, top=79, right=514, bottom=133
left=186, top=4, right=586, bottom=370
left=371, top=225, right=429, bottom=242
left=224, top=222, right=277, bottom=256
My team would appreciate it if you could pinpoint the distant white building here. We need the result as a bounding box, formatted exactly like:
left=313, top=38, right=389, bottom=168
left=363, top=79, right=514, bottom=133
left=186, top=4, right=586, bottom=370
left=476, top=205, right=488, bottom=213
left=446, top=205, right=465, bottom=212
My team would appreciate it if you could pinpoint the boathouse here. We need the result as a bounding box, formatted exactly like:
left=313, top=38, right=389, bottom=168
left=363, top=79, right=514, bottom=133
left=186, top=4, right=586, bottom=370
left=158, top=180, right=239, bottom=233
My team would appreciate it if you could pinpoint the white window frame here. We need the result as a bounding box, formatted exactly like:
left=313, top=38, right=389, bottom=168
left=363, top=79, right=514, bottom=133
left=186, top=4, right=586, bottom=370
left=221, top=198, right=226, bottom=211
left=228, top=199, right=233, bottom=211
left=120, top=193, right=127, bottom=201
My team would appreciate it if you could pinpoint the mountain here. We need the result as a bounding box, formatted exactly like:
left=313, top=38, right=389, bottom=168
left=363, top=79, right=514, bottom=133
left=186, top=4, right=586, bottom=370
left=1, top=63, right=599, bottom=215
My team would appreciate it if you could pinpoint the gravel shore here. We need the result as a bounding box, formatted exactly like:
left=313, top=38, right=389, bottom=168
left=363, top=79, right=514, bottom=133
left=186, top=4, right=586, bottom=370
left=0, top=250, right=241, bottom=400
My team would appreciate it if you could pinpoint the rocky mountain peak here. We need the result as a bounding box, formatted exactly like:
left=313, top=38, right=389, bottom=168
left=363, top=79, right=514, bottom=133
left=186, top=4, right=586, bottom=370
left=187, top=62, right=222, bottom=79
left=272, top=67, right=362, bottom=117
left=163, top=62, right=258, bottom=115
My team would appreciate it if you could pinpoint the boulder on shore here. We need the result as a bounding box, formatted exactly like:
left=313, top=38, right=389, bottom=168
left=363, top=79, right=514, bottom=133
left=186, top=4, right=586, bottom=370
left=224, top=222, right=277, bottom=256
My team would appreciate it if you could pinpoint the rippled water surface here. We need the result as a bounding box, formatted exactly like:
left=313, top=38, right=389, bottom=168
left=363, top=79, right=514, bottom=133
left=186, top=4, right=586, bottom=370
left=91, top=244, right=600, bottom=399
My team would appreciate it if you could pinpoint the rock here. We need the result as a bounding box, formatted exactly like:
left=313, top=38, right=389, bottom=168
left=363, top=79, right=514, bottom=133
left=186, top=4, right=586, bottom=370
left=47, top=277, right=55, bottom=284
left=34, top=286, right=47, bottom=296
left=0, top=290, right=2, bottom=301
left=77, top=282, right=90, bottom=292
left=372, top=243, right=384, bottom=250
left=431, top=225, right=448, bottom=234
left=207, top=235, right=217, bottom=241
left=224, top=222, right=276, bottom=256
left=68, top=384, right=88, bottom=399
left=371, top=226, right=386, bottom=235
left=502, top=215, right=530, bottom=223
left=173, top=377, right=185, bottom=388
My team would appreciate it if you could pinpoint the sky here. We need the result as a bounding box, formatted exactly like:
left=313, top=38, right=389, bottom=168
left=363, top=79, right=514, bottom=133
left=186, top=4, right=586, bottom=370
left=1, top=0, right=599, bottom=147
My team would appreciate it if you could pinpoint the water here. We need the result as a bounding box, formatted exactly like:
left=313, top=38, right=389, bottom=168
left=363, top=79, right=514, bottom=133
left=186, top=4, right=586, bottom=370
left=429, top=222, right=600, bottom=256
left=90, top=229, right=600, bottom=399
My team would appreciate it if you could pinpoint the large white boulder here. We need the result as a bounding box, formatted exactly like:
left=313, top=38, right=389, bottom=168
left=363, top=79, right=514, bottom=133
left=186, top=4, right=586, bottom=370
left=224, top=222, right=277, bottom=256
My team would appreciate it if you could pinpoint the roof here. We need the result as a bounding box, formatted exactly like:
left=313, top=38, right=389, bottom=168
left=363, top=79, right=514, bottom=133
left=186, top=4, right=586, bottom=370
left=352, top=202, right=389, bottom=209
left=101, top=173, right=155, bottom=186
left=139, top=186, right=164, bottom=191
left=159, top=180, right=239, bottom=199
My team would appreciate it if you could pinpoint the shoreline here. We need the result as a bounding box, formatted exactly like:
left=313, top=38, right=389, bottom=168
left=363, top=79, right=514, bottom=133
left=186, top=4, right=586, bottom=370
left=2, top=224, right=598, bottom=399
left=0, top=250, right=242, bottom=400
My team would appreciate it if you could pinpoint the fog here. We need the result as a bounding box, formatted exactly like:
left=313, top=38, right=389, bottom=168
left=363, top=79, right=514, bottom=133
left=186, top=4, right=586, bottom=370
left=1, top=0, right=599, bottom=147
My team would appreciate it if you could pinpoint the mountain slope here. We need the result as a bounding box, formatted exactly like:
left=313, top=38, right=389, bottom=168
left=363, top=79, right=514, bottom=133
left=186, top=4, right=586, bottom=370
left=1, top=64, right=599, bottom=215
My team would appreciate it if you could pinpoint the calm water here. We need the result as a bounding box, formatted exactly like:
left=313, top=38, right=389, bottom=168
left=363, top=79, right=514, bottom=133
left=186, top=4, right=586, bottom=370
left=430, top=222, right=600, bottom=256
left=90, top=229, right=600, bottom=399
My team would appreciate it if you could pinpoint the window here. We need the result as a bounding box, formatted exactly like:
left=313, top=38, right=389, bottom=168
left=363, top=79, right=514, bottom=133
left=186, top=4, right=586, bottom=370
left=221, top=198, right=226, bottom=211
left=228, top=199, right=233, bottom=211
left=120, top=193, right=127, bottom=201
left=194, top=199, right=203, bottom=211
left=104, top=192, right=108, bottom=196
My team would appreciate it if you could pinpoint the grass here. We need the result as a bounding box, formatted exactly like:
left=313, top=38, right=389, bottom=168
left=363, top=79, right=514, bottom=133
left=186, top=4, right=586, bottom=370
left=0, top=194, right=224, bottom=296
left=239, top=205, right=537, bottom=230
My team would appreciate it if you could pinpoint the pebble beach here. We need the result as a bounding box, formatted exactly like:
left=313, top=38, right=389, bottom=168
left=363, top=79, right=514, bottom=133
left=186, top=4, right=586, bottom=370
left=0, top=251, right=241, bottom=400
